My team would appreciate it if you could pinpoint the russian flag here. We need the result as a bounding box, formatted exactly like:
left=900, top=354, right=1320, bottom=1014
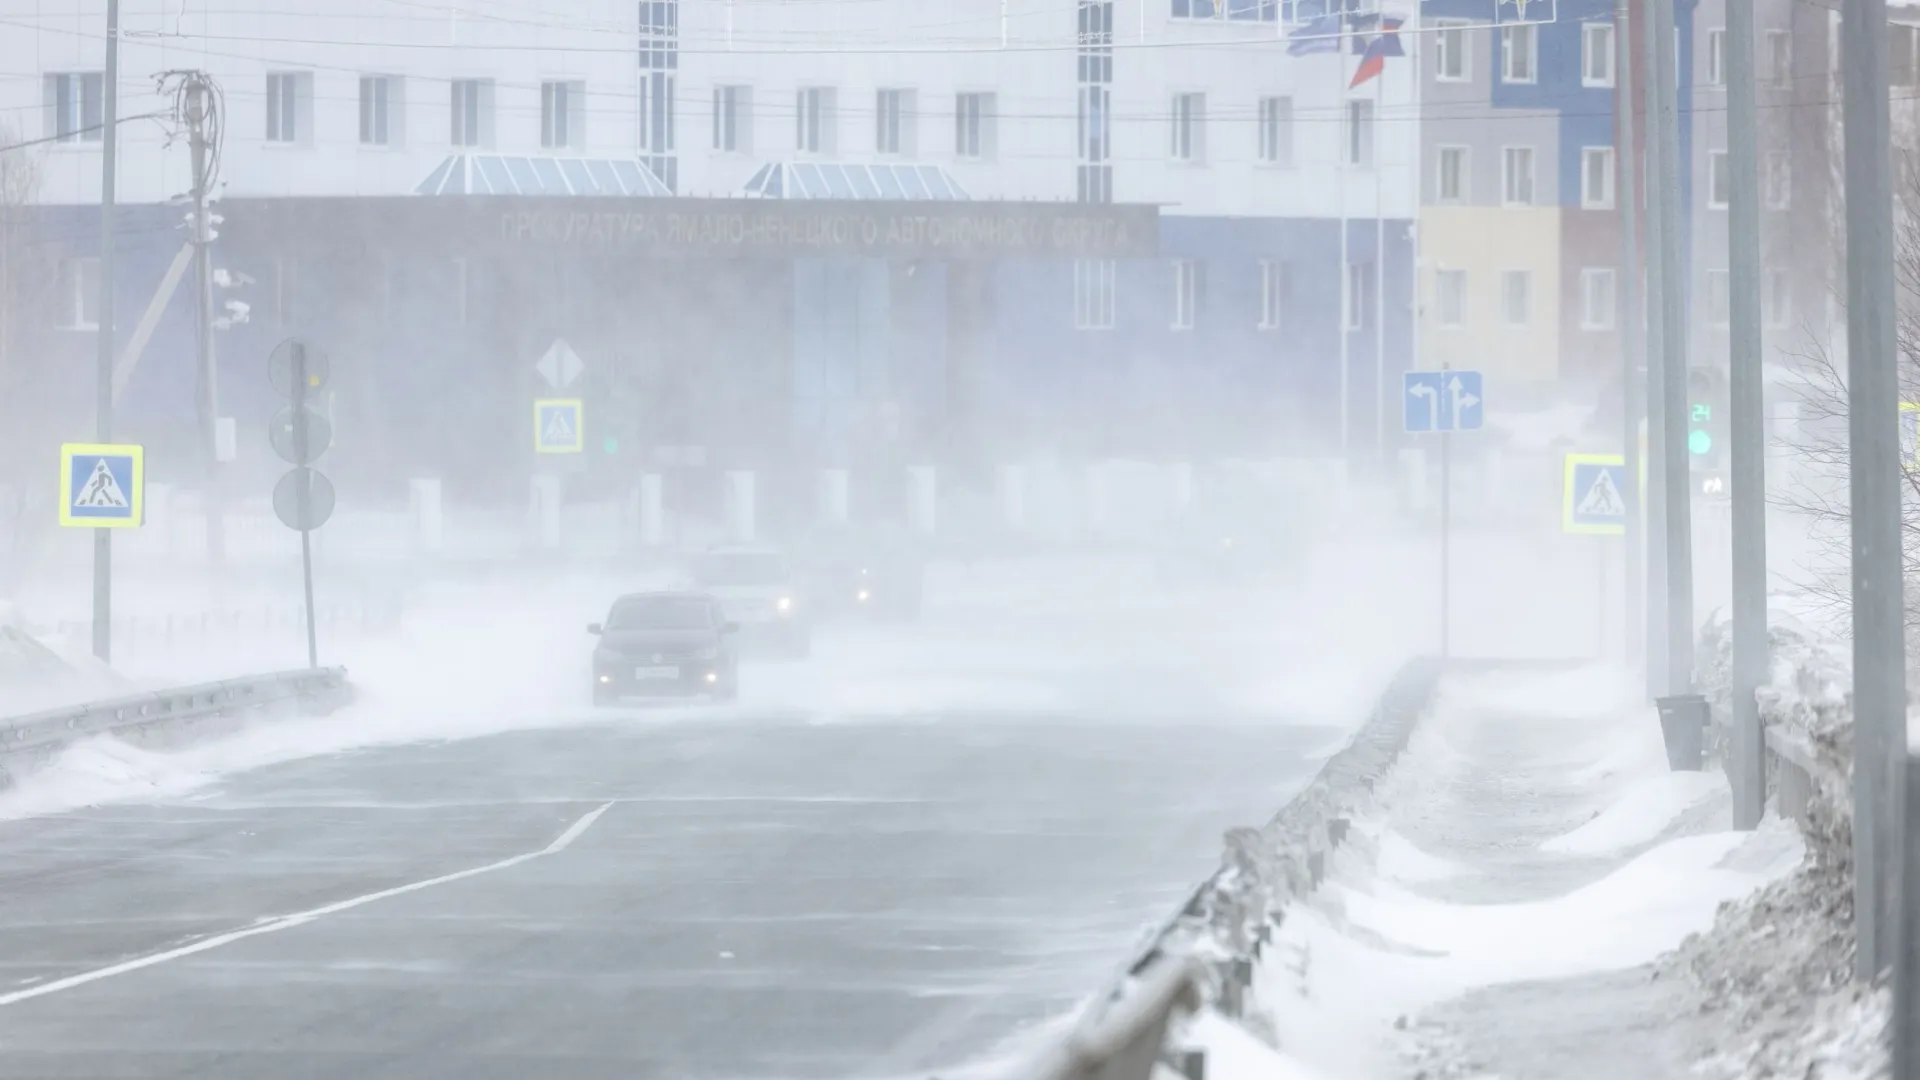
left=1348, top=16, right=1405, bottom=88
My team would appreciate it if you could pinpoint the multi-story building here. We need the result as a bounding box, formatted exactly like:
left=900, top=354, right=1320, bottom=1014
left=0, top=0, right=1421, bottom=507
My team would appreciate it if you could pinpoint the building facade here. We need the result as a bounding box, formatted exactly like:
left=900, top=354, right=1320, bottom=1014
left=0, top=0, right=1422, bottom=505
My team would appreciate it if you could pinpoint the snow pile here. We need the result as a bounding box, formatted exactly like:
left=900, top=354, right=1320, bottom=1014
left=1668, top=607, right=1883, bottom=1079
left=1539, top=771, right=1726, bottom=855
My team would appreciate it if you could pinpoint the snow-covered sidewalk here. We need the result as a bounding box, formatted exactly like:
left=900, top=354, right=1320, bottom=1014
left=1195, top=664, right=1808, bottom=1080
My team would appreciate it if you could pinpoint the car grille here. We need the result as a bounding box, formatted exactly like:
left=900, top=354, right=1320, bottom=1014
left=611, top=644, right=708, bottom=661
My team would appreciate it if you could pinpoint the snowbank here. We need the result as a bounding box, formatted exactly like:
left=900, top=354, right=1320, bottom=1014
left=1669, top=607, right=1884, bottom=1079
left=1539, top=771, right=1726, bottom=855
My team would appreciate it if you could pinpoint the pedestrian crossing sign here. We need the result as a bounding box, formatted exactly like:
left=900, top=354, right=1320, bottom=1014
left=59, top=443, right=144, bottom=528
left=534, top=399, right=584, bottom=454
left=1562, top=452, right=1627, bottom=536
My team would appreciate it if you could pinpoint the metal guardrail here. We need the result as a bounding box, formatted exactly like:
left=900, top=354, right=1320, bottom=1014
left=0, top=667, right=350, bottom=769
left=1019, top=656, right=1452, bottom=1080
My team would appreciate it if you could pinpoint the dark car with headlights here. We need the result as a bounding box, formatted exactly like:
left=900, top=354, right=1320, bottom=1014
left=795, top=529, right=925, bottom=621
left=690, top=545, right=812, bottom=658
left=589, top=591, right=739, bottom=704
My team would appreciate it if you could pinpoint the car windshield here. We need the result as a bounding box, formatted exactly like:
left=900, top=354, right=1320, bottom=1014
left=695, top=552, right=788, bottom=587
left=606, top=596, right=713, bottom=630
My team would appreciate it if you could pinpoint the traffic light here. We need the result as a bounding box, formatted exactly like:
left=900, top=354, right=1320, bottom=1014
left=1687, top=366, right=1728, bottom=471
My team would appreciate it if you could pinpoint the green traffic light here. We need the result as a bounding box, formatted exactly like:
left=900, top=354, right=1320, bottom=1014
left=1688, top=429, right=1713, bottom=455
left=602, top=436, right=619, bottom=454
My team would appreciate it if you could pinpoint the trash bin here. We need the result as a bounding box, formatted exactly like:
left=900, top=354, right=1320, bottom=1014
left=1656, top=693, right=1709, bottom=772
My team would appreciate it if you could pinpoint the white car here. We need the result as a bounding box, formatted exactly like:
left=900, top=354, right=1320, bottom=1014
left=689, top=545, right=812, bottom=657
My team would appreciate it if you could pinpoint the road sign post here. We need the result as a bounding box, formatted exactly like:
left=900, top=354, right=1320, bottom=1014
left=1405, top=366, right=1484, bottom=660
left=268, top=338, right=333, bottom=668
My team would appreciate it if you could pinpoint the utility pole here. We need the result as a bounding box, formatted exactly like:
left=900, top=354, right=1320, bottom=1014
left=183, top=73, right=225, bottom=565
left=1840, top=0, right=1905, bottom=984
left=1651, top=0, right=1692, bottom=695
left=1615, top=0, right=1643, bottom=677
left=1639, top=0, right=1670, bottom=697
left=92, top=0, right=120, bottom=663
left=1723, top=0, right=1768, bottom=831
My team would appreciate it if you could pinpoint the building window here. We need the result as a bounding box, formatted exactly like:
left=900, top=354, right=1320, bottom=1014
left=796, top=86, right=835, bottom=155
left=1706, top=268, right=1731, bottom=325
left=44, top=73, right=104, bottom=143
left=1346, top=100, right=1374, bottom=168
left=1172, top=0, right=1281, bottom=19
left=1767, top=31, right=1792, bottom=87
left=1583, top=23, right=1615, bottom=87
left=1581, top=146, right=1615, bottom=209
left=1435, top=23, right=1469, bottom=82
left=713, top=85, right=751, bottom=152
left=640, top=73, right=677, bottom=154
left=1580, top=267, right=1617, bottom=330
left=1707, top=28, right=1726, bottom=86
left=450, top=79, right=492, bottom=148
left=1893, top=23, right=1918, bottom=87
left=540, top=80, right=583, bottom=149
left=359, top=75, right=403, bottom=147
left=1170, top=92, right=1205, bottom=163
left=1258, top=259, right=1289, bottom=330
left=956, top=92, right=994, bottom=159
left=1765, top=152, right=1791, bottom=209
left=57, top=257, right=100, bottom=330
left=1074, top=258, right=1116, bottom=330
left=266, top=72, right=308, bottom=144
left=1345, top=261, right=1374, bottom=332
left=1437, top=145, right=1468, bottom=202
left=1500, top=269, right=1531, bottom=326
left=876, top=88, right=915, bottom=156
left=1257, top=96, right=1292, bottom=165
left=1435, top=269, right=1466, bottom=329
left=1172, top=259, right=1201, bottom=330
left=1502, top=24, right=1536, bottom=84
left=1502, top=146, right=1535, bottom=205
left=1765, top=268, right=1791, bottom=329
left=1708, top=150, right=1730, bottom=209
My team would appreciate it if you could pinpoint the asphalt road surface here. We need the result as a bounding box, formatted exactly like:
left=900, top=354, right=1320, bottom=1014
left=0, top=711, right=1325, bottom=1080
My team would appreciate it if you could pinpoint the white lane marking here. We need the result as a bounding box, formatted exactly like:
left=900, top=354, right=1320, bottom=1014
left=0, top=801, right=617, bottom=1009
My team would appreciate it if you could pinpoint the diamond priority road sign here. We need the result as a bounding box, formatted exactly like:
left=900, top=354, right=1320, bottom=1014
left=59, top=443, right=144, bottom=528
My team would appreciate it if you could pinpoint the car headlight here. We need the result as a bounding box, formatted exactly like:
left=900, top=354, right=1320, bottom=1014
left=856, top=589, right=871, bottom=602
left=777, top=596, right=794, bottom=614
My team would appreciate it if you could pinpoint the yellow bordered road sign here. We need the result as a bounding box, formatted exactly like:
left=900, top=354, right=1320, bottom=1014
left=534, top=399, right=584, bottom=454
left=1563, top=452, right=1628, bottom=535
left=60, top=443, right=144, bottom=528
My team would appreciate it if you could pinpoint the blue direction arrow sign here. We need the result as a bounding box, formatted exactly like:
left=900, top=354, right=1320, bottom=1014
left=59, top=443, right=144, bottom=528
left=1403, top=370, right=1485, bottom=433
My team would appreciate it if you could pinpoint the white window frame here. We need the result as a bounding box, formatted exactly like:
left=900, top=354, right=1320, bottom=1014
left=1582, top=23, right=1616, bottom=88
left=1074, top=258, right=1116, bottom=331
left=1705, top=268, right=1731, bottom=326
left=955, top=92, right=995, bottom=160
left=876, top=88, right=916, bottom=157
left=57, top=257, right=100, bottom=330
left=45, top=72, right=104, bottom=144
left=1345, top=261, right=1372, bottom=332
left=1502, top=145, right=1535, bottom=206
left=1257, top=96, right=1292, bottom=166
left=1579, top=267, right=1617, bottom=330
left=1500, top=269, right=1531, bottom=327
left=1172, top=259, right=1199, bottom=330
left=1765, top=151, right=1791, bottom=209
left=1258, top=259, right=1288, bottom=330
left=713, top=85, right=752, bottom=153
left=1707, top=28, right=1726, bottom=86
left=1502, top=23, right=1537, bottom=84
left=1581, top=146, right=1615, bottom=209
left=359, top=75, right=405, bottom=148
left=540, top=80, right=584, bottom=150
left=450, top=78, right=493, bottom=148
left=796, top=86, right=836, bottom=156
left=266, top=71, right=310, bottom=145
left=1766, top=30, right=1792, bottom=87
left=1437, top=145, right=1469, bottom=203
left=639, top=72, right=677, bottom=154
left=1435, top=22, right=1470, bottom=82
left=1170, top=92, right=1206, bottom=164
left=1707, top=150, right=1729, bottom=209
left=1435, top=268, right=1467, bottom=329
left=1345, top=99, right=1374, bottom=168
